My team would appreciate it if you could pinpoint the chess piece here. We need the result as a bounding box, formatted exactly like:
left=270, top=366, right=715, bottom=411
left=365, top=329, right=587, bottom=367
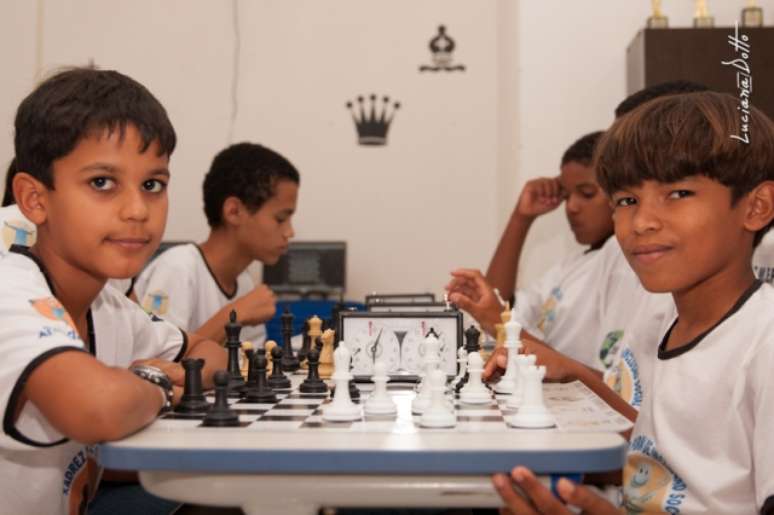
left=299, top=348, right=328, bottom=394
left=459, top=352, right=491, bottom=404
left=451, top=347, right=467, bottom=391
left=494, top=310, right=522, bottom=394
left=322, top=346, right=362, bottom=421
left=239, top=340, right=253, bottom=379
left=647, top=0, right=669, bottom=28
left=280, top=308, right=300, bottom=373
left=420, top=369, right=456, bottom=428
left=318, top=328, right=335, bottom=379
left=742, top=0, right=764, bottom=27
left=492, top=303, right=510, bottom=358
left=364, top=360, right=397, bottom=416
left=456, top=325, right=481, bottom=392
left=243, top=352, right=278, bottom=404
left=268, top=346, right=292, bottom=390
left=506, top=365, right=555, bottom=429
left=202, top=370, right=240, bottom=427
left=301, top=315, right=323, bottom=369
left=175, top=358, right=211, bottom=414
left=693, top=0, right=714, bottom=28
left=412, top=330, right=441, bottom=415
left=506, top=354, right=537, bottom=409
left=224, top=310, right=246, bottom=395
left=265, top=340, right=277, bottom=374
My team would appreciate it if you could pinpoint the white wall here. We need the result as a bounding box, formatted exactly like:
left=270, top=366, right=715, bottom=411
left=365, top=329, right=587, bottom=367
left=2, top=0, right=773, bottom=300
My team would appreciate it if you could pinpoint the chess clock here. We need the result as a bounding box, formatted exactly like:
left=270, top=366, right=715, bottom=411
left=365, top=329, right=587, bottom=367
left=339, top=310, right=463, bottom=381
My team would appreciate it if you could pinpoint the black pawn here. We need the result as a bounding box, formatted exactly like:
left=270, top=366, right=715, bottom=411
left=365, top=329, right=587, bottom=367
left=299, top=349, right=328, bottom=394
left=176, top=358, right=211, bottom=414
left=244, top=352, right=277, bottom=403
left=225, top=310, right=246, bottom=394
left=280, top=308, right=300, bottom=372
left=298, top=319, right=311, bottom=364
left=268, top=346, right=291, bottom=390
left=456, top=325, right=482, bottom=393
left=202, top=370, right=240, bottom=427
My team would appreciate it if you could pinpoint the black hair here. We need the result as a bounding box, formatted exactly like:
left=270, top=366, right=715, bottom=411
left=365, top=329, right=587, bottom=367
left=596, top=91, right=774, bottom=246
left=203, top=142, right=300, bottom=227
left=2, top=158, right=17, bottom=207
left=14, top=67, right=176, bottom=189
left=560, top=131, right=604, bottom=167
left=614, top=80, right=709, bottom=118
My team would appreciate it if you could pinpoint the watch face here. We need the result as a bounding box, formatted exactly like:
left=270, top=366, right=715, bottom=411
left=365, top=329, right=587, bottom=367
left=340, top=312, right=462, bottom=378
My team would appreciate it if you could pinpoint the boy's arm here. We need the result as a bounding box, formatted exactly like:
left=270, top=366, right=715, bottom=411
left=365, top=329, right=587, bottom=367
left=195, top=284, right=276, bottom=343
left=485, top=177, right=563, bottom=301
left=181, top=332, right=227, bottom=389
left=23, top=350, right=164, bottom=444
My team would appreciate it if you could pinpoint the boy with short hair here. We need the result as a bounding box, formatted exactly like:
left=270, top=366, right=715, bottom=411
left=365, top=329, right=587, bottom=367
left=0, top=67, right=226, bottom=514
left=135, top=142, right=299, bottom=344
left=494, top=91, right=774, bottom=514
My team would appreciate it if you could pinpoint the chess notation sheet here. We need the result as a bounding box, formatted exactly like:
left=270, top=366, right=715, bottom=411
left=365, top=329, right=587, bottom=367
left=543, top=381, right=633, bottom=433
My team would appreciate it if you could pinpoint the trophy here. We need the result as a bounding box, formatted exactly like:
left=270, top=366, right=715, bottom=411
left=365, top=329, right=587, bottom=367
left=647, top=0, right=669, bottom=28
left=693, top=0, right=715, bottom=28
left=742, top=0, right=764, bottom=27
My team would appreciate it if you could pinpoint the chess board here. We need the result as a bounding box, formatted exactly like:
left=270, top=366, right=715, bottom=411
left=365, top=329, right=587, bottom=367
left=158, top=379, right=631, bottom=434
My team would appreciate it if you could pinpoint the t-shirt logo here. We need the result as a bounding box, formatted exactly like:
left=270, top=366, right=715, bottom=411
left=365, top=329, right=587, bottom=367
left=142, top=291, right=169, bottom=316
left=599, top=330, right=623, bottom=369
left=30, top=297, right=76, bottom=329
left=604, top=345, right=642, bottom=408
left=537, top=287, right=562, bottom=334
left=2, top=219, right=36, bottom=250
left=624, top=436, right=687, bottom=513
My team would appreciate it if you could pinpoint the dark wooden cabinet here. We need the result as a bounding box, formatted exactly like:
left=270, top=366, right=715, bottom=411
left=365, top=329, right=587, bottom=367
left=627, top=27, right=774, bottom=119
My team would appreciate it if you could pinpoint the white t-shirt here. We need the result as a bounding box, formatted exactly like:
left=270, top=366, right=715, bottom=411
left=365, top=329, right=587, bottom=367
left=621, top=281, right=774, bottom=514
left=0, top=204, right=134, bottom=295
left=514, top=248, right=605, bottom=369
left=752, top=229, right=774, bottom=284
left=135, top=243, right=266, bottom=345
left=0, top=248, right=185, bottom=515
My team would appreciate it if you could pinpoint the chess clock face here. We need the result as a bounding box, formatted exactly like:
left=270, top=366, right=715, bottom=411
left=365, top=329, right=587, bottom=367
left=339, top=311, right=463, bottom=380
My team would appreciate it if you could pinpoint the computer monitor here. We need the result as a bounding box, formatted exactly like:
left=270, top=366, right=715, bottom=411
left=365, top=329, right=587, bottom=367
left=262, top=241, right=346, bottom=298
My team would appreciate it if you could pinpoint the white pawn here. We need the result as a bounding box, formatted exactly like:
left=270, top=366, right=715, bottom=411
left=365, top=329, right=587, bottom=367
left=506, top=364, right=555, bottom=428
left=459, top=352, right=491, bottom=404
left=412, top=331, right=441, bottom=414
left=506, top=354, right=536, bottom=409
left=495, top=310, right=522, bottom=394
left=322, top=344, right=362, bottom=422
left=420, top=369, right=456, bottom=428
left=364, top=360, right=397, bottom=416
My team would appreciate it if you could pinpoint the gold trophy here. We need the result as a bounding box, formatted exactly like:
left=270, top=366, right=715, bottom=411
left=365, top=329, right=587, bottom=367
left=647, top=0, right=669, bottom=28
left=693, top=0, right=715, bottom=28
left=742, top=0, right=763, bottom=27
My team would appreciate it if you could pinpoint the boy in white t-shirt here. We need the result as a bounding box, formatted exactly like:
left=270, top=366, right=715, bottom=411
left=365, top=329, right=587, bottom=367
left=1, top=67, right=226, bottom=515
left=135, top=142, right=299, bottom=345
left=493, top=92, right=774, bottom=514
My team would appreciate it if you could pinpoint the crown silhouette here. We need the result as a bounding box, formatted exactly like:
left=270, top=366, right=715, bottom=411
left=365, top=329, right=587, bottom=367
left=345, top=94, right=400, bottom=146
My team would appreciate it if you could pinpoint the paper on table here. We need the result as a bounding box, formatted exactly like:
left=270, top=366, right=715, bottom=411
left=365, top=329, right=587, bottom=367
left=542, top=381, right=633, bottom=433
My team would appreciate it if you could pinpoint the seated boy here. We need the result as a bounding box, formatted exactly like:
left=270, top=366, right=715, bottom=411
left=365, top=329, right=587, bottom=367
left=494, top=91, right=774, bottom=514
left=135, top=142, right=299, bottom=344
left=461, top=130, right=611, bottom=369
left=0, top=67, right=226, bottom=514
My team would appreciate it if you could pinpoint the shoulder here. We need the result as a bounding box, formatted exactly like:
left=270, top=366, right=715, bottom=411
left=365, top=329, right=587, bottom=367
left=147, top=243, right=199, bottom=270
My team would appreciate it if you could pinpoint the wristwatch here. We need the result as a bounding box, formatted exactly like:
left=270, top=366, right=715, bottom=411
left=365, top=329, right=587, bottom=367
left=130, top=364, right=174, bottom=414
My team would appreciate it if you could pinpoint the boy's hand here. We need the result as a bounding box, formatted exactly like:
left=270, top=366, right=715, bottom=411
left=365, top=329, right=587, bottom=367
left=234, top=285, right=277, bottom=325
left=493, top=466, right=619, bottom=515
left=445, top=269, right=502, bottom=334
left=482, top=335, right=576, bottom=383
left=515, top=177, right=563, bottom=220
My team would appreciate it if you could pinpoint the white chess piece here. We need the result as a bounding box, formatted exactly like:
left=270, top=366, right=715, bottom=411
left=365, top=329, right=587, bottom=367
left=322, top=344, right=362, bottom=421
left=506, top=354, right=536, bottom=409
left=506, top=364, right=555, bottom=428
left=412, top=331, right=441, bottom=414
left=420, top=369, right=456, bottom=428
left=495, top=310, right=522, bottom=394
left=364, top=360, right=397, bottom=416
left=459, top=352, right=491, bottom=404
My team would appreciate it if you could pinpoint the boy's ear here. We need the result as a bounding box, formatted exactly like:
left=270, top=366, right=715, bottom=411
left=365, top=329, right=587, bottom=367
left=743, top=181, right=774, bottom=232
left=13, top=172, right=48, bottom=225
left=221, top=196, right=245, bottom=227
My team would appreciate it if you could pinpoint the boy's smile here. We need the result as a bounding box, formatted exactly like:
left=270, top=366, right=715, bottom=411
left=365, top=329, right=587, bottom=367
left=34, top=124, right=169, bottom=281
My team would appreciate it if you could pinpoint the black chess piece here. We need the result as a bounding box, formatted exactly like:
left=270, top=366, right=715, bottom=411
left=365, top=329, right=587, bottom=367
left=456, top=325, right=482, bottom=393
left=224, top=310, right=246, bottom=395
left=299, top=348, right=328, bottom=394
left=175, top=358, right=211, bottom=413
left=298, top=319, right=311, bottom=364
left=314, top=335, right=324, bottom=353
left=348, top=379, right=360, bottom=401
left=243, top=352, right=278, bottom=403
left=279, top=308, right=300, bottom=372
left=268, top=346, right=292, bottom=390
left=202, top=370, right=240, bottom=427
